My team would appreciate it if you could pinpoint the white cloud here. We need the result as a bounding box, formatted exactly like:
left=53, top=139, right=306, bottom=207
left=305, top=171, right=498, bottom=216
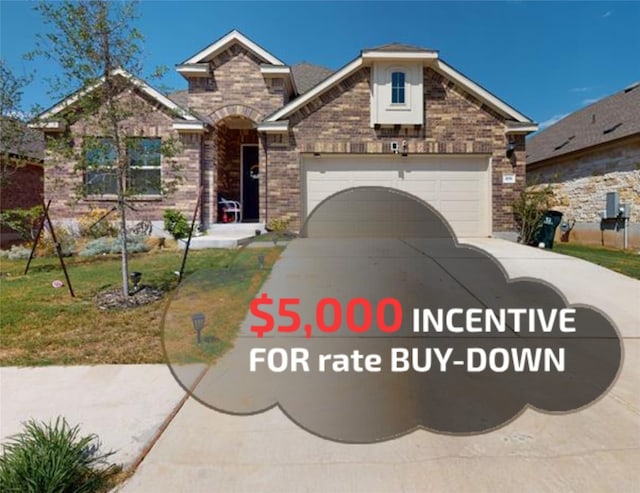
left=539, top=113, right=569, bottom=130
left=570, top=86, right=591, bottom=93
left=602, top=11, right=612, bottom=18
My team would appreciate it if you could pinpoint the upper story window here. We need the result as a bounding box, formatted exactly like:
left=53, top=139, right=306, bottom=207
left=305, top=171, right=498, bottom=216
left=391, top=71, right=406, bottom=104
left=371, top=63, right=423, bottom=126
left=84, top=137, right=162, bottom=196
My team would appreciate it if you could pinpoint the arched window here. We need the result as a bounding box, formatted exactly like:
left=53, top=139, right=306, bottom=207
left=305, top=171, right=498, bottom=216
left=391, top=71, right=406, bottom=104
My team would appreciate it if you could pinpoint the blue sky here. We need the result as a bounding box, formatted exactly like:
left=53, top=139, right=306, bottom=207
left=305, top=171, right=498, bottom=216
left=1, top=1, right=639, bottom=130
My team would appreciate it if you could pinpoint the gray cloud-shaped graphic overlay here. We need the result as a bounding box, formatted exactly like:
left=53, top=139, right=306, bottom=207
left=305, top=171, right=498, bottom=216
left=163, top=187, right=623, bottom=443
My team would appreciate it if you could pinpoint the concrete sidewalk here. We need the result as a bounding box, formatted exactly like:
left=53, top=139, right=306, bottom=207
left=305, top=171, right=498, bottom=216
left=0, top=365, right=186, bottom=466
left=118, top=238, right=640, bottom=492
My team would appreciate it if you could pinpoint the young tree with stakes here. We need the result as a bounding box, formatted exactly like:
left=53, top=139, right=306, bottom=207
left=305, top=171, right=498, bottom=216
left=31, top=0, right=180, bottom=298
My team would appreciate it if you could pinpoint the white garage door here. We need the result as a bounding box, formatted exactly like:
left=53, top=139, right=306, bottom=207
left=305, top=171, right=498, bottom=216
left=302, top=155, right=491, bottom=237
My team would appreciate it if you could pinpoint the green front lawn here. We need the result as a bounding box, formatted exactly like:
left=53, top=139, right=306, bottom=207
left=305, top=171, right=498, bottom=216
left=553, top=243, right=640, bottom=280
left=0, top=247, right=281, bottom=366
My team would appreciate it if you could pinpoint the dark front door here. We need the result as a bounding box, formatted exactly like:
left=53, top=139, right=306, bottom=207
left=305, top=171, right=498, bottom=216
left=241, top=145, right=259, bottom=222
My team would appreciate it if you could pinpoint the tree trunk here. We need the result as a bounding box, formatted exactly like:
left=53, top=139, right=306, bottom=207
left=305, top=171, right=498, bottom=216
left=118, top=196, right=129, bottom=300
left=118, top=172, right=129, bottom=298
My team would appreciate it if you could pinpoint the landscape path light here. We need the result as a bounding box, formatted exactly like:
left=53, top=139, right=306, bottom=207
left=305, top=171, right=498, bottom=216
left=191, top=313, right=205, bottom=344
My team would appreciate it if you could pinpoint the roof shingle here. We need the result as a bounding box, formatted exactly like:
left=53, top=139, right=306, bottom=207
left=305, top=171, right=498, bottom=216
left=527, top=82, right=640, bottom=165
left=291, top=62, right=334, bottom=95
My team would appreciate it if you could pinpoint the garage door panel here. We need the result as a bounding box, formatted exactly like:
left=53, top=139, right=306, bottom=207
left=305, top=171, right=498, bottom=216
left=440, top=194, right=482, bottom=206
left=440, top=200, right=482, bottom=212
left=303, top=156, right=490, bottom=237
left=399, top=180, right=438, bottom=194
left=439, top=179, right=481, bottom=193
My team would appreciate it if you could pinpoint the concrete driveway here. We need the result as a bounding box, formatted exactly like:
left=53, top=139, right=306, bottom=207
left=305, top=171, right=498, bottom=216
left=119, top=237, right=639, bottom=492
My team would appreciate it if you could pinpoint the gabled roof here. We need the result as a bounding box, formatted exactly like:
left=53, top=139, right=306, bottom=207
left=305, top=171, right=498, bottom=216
left=291, top=62, right=334, bottom=94
left=167, top=90, right=213, bottom=125
left=0, top=118, right=44, bottom=162
left=527, top=81, right=640, bottom=165
left=180, top=29, right=284, bottom=66
left=166, top=89, right=189, bottom=109
left=34, top=68, right=199, bottom=125
left=265, top=47, right=534, bottom=124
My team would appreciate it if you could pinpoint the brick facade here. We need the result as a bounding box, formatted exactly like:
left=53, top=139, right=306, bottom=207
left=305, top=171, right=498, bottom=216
left=41, top=37, right=529, bottom=237
left=263, top=67, right=525, bottom=232
left=44, top=89, right=202, bottom=225
left=0, top=162, right=44, bottom=247
left=186, top=45, right=287, bottom=227
left=1, top=162, right=43, bottom=211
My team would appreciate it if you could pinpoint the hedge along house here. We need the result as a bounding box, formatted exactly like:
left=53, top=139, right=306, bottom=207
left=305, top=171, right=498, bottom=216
left=35, top=30, right=537, bottom=239
left=527, top=82, right=640, bottom=249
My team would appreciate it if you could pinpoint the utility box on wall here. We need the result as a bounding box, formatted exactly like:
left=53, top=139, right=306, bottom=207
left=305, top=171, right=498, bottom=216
left=605, top=192, right=619, bottom=219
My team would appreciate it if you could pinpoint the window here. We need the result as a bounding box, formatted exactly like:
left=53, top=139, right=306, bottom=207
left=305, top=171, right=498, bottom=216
left=83, top=137, right=162, bottom=196
left=127, top=138, right=162, bottom=195
left=271, top=78, right=284, bottom=91
left=84, top=138, right=118, bottom=195
left=391, top=71, right=406, bottom=104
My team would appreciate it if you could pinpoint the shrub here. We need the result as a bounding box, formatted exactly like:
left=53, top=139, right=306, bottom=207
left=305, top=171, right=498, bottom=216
left=0, top=206, right=43, bottom=242
left=127, top=219, right=153, bottom=237
left=109, top=235, right=150, bottom=254
left=163, top=209, right=190, bottom=240
left=79, top=237, right=114, bottom=257
left=79, top=235, right=150, bottom=257
left=266, top=216, right=291, bottom=233
left=35, top=226, right=76, bottom=258
left=78, top=208, right=119, bottom=239
left=0, top=417, right=121, bottom=493
left=513, top=186, right=555, bottom=245
left=7, top=245, right=31, bottom=260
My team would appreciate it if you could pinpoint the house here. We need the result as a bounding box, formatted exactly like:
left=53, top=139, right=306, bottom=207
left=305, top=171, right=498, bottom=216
left=34, top=30, right=537, bottom=240
left=527, top=82, right=640, bottom=248
left=0, top=118, right=44, bottom=247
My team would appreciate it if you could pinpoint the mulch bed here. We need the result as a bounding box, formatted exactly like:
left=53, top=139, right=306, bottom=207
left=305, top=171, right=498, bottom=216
left=94, top=285, right=166, bottom=310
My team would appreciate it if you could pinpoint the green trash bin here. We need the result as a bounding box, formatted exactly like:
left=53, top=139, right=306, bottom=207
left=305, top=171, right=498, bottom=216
left=536, top=210, right=563, bottom=249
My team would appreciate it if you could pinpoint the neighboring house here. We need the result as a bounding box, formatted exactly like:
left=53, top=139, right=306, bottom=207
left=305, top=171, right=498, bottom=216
left=527, top=82, right=640, bottom=248
left=34, top=30, right=537, bottom=239
left=0, top=118, right=44, bottom=247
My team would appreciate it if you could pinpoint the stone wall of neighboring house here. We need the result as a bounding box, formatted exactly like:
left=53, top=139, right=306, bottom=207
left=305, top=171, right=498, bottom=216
left=527, top=135, right=640, bottom=248
left=44, top=89, right=202, bottom=228
left=0, top=162, right=44, bottom=247
left=263, top=66, right=525, bottom=233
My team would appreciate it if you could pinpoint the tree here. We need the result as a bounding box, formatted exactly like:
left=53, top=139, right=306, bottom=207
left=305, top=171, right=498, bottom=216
left=0, top=59, right=34, bottom=188
left=31, top=0, right=179, bottom=298
left=513, top=185, right=555, bottom=245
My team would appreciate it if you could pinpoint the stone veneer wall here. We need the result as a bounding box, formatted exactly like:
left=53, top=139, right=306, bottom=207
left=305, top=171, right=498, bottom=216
left=527, top=136, right=640, bottom=248
left=44, top=90, right=201, bottom=224
left=262, top=67, right=525, bottom=233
